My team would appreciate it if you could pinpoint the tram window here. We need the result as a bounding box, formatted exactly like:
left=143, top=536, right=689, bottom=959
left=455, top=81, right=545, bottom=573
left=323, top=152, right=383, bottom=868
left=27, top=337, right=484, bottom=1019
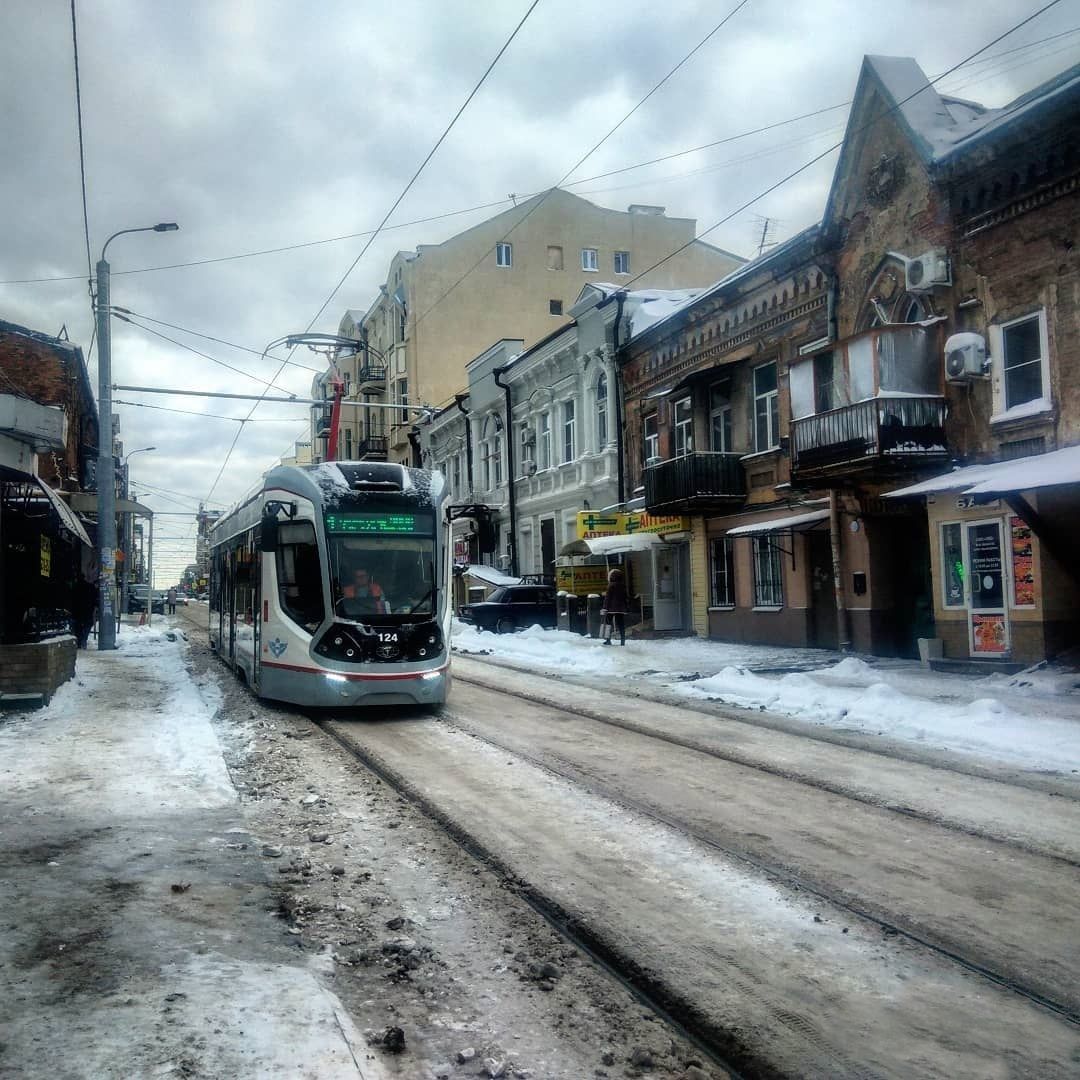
left=327, top=534, right=436, bottom=617
left=276, top=521, right=325, bottom=632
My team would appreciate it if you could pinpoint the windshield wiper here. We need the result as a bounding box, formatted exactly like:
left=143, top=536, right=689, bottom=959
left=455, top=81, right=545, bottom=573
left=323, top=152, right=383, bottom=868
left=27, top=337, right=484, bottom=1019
left=408, top=588, right=433, bottom=614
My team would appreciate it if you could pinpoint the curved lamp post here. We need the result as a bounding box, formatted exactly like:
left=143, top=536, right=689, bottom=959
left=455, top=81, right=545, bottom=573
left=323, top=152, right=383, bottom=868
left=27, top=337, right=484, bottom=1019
left=96, top=224, right=177, bottom=649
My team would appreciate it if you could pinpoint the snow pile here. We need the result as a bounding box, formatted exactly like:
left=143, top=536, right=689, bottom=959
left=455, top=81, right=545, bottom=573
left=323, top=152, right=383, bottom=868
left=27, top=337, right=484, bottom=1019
left=453, top=620, right=622, bottom=675
left=673, top=664, right=1080, bottom=772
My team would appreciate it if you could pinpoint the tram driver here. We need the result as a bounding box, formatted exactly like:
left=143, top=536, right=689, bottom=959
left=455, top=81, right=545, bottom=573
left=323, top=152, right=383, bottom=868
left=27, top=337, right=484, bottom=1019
left=341, top=566, right=391, bottom=616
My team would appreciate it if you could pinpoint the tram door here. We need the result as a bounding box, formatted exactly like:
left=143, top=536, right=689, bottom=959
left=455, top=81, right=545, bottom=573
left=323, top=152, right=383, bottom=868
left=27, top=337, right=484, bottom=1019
left=251, top=551, right=262, bottom=689
left=227, top=548, right=237, bottom=664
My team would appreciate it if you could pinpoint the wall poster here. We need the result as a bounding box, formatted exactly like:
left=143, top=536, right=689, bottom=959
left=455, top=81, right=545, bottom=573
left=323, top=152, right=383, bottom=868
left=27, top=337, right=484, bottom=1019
left=1009, top=516, right=1035, bottom=607
left=971, top=613, right=1008, bottom=654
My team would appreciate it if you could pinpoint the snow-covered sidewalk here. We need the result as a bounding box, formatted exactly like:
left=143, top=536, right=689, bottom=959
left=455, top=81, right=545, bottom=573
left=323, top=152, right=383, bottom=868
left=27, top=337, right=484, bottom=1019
left=0, top=622, right=372, bottom=1079
left=452, top=621, right=1080, bottom=774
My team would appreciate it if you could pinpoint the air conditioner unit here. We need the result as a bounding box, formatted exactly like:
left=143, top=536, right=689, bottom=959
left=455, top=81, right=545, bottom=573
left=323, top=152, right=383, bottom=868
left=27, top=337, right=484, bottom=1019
left=523, top=460, right=537, bottom=477
left=944, top=332, right=988, bottom=381
left=645, top=455, right=662, bottom=468
left=498, top=555, right=512, bottom=570
left=905, top=249, right=951, bottom=292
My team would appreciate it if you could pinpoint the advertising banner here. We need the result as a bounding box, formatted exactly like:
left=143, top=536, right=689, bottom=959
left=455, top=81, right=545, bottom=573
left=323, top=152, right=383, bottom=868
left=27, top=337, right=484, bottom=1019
left=1009, top=516, right=1035, bottom=608
left=576, top=510, right=688, bottom=540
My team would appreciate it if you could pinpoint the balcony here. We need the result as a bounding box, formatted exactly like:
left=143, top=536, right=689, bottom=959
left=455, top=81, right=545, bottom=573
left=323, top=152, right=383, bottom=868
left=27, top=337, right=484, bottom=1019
left=356, top=360, right=388, bottom=388
left=314, top=405, right=333, bottom=437
left=645, top=452, right=746, bottom=512
left=356, top=435, right=388, bottom=461
left=790, top=396, right=948, bottom=477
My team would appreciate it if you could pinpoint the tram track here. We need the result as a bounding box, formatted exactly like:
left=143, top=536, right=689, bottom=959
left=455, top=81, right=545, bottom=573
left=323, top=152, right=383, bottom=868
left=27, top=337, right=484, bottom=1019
left=451, top=662, right=1080, bottom=867
left=319, top=710, right=1080, bottom=1078
left=435, top=702, right=1080, bottom=1028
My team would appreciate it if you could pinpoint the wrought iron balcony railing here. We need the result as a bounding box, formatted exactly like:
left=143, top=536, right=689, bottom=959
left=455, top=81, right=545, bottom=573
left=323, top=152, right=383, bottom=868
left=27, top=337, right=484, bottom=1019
left=644, top=452, right=746, bottom=512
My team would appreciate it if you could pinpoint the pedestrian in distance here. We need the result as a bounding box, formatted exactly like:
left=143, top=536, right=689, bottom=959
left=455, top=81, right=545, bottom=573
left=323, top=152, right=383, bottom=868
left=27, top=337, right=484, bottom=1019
left=166, top=586, right=178, bottom=615
left=72, top=575, right=97, bottom=649
left=602, top=567, right=627, bottom=646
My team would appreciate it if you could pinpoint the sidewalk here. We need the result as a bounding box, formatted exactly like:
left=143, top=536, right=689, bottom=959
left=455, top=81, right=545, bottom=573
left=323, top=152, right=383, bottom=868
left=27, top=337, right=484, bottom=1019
left=0, top=623, right=372, bottom=1079
left=452, top=621, right=1080, bottom=774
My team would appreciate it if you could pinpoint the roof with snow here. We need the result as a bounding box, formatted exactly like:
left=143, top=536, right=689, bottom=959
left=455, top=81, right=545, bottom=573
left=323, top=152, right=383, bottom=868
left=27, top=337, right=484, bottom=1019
left=887, top=444, right=1080, bottom=499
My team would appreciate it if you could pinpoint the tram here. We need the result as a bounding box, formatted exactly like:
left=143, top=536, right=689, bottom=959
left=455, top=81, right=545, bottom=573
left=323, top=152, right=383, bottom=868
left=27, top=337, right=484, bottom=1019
left=208, top=460, right=451, bottom=708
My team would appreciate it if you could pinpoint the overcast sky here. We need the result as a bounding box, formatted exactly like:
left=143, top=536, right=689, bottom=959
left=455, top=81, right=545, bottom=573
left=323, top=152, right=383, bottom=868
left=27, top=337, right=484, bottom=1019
left=1, top=0, right=1076, bottom=580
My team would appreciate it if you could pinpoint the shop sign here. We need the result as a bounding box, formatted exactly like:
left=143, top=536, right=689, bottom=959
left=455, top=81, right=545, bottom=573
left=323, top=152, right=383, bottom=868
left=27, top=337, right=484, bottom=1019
left=40, top=535, right=51, bottom=578
left=556, top=565, right=609, bottom=596
left=453, top=537, right=470, bottom=559
left=576, top=510, right=688, bottom=540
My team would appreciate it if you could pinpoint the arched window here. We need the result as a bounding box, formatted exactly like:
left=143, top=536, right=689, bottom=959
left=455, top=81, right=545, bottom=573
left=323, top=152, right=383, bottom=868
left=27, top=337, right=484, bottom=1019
left=596, top=372, right=608, bottom=449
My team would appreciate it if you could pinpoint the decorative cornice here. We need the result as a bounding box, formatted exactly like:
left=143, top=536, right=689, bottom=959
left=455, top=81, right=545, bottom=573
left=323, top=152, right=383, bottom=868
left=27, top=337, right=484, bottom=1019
left=961, top=171, right=1079, bottom=238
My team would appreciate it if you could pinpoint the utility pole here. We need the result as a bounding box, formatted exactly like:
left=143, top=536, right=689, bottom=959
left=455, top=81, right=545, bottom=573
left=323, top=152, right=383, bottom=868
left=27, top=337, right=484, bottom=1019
left=94, top=223, right=178, bottom=649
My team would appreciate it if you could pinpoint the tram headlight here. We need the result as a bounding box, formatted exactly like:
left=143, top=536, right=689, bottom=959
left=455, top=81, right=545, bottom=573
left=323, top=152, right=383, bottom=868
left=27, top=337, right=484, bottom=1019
left=334, top=636, right=343, bottom=645
left=346, top=648, right=355, bottom=657
left=428, top=635, right=436, bottom=644
left=419, top=648, right=427, bottom=657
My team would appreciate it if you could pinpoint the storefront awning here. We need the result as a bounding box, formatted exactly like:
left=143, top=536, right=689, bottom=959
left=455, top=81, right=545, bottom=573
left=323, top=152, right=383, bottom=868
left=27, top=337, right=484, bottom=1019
left=725, top=508, right=830, bottom=537
left=560, top=532, right=668, bottom=557
left=886, top=444, right=1080, bottom=499
left=35, top=479, right=93, bottom=547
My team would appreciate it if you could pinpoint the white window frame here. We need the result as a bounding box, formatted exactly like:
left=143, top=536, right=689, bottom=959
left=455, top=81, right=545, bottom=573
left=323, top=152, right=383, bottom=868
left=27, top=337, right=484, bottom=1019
left=595, top=373, right=608, bottom=450
left=562, top=399, right=576, bottom=463
left=752, top=536, right=783, bottom=608
left=709, top=536, right=735, bottom=608
left=581, top=247, right=599, bottom=272
left=538, top=411, right=552, bottom=470
left=520, top=421, right=534, bottom=464
left=451, top=453, right=461, bottom=498
left=643, top=412, right=659, bottom=464
left=496, top=241, right=513, bottom=268
left=673, top=396, right=693, bottom=458
left=990, top=308, right=1051, bottom=420
left=753, top=361, right=780, bottom=452
left=614, top=251, right=630, bottom=275
left=709, top=383, right=732, bottom=452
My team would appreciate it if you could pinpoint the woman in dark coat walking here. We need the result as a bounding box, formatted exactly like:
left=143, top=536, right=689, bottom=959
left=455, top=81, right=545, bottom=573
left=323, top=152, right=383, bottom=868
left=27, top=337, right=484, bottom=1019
left=603, top=567, right=627, bottom=646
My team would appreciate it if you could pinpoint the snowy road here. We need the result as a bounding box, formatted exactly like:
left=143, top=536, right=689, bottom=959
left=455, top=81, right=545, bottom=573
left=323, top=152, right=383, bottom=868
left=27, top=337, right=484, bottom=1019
left=323, top=659, right=1080, bottom=1078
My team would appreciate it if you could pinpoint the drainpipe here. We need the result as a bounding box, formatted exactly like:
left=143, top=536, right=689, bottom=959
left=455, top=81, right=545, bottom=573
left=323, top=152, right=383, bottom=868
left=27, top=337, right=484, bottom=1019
left=826, top=272, right=839, bottom=343
left=612, top=291, right=627, bottom=506
left=454, top=393, right=473, bottom=493
left=492, top=366, right=519, bottom=577
left=828, top=489, right=852, bottom=652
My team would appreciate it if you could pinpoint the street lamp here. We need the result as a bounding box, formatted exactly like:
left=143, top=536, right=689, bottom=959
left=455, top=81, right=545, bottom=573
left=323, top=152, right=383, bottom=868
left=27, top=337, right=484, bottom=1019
left=119, top=446, right=156, bottom=619
left=95, top=223, right=178, bottom=650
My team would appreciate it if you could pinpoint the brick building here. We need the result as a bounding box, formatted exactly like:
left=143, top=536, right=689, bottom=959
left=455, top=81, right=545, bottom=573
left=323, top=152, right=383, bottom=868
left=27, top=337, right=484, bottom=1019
left=620, top=54, right=1080, bottom=664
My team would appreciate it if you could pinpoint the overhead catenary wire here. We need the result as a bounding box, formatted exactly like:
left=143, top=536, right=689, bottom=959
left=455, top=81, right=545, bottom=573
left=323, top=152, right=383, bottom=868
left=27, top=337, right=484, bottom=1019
left=113, top=398, right=307, bottom=423
left=410, top=0, right=755, bottom=335
left=204, top=0, right=543, bottom=504
left=618, top=0, right=1066, bottom=293
left=4, top=23, right=1076, bottom=288
left=68, top=0, right=94, bottom=364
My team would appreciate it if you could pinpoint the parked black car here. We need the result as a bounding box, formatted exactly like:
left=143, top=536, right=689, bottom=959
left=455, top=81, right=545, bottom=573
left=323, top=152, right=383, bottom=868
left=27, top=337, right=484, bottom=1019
left=459, top=584, right=557, bottom=634
left=128, top=587, right=165, bottom=614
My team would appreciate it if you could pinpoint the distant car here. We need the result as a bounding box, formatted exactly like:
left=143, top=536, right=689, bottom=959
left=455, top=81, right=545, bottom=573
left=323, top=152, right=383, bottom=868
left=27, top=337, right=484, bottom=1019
left=459, top=584, right=557, bottom=634
left=128, top=587, right=165, bottom=614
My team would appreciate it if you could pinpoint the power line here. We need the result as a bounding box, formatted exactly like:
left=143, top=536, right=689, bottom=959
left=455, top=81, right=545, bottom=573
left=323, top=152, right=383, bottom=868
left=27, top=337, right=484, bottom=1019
left=112, top=313, right=302, bottom=393
left=113, top=309, right=324, bottom=372
left=411, top=0, right=754, bottom=334
left=621, top=0, right=1066, bottom=292
left=5, top=24, right=1075, bottom=289
left=113, top=398, right=305, bottom=422
left=69, top=0, right=96, bottom=369
left=205, top=0, right=543, bottom=503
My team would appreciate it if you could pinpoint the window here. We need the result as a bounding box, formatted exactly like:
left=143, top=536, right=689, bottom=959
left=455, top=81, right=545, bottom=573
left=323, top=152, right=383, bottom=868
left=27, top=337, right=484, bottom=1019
left=496, top=241, right=512, bottom=267
left=643, top=412, right=659, bottom=464
left=1000, top=311, right=1047, bottom=411
left=547, top=245, right=563, bottom=270
left=397, top=378, right=408, bottom=410
left=549, top=299, right=563, bottom=316
left=563, top=399, right=576, bottom=462
left=709, top=382, right=732, bottom=452
left=673, top=397, right=693, bottom=457
left=941, top=522, right=965, bottom=608
left=581, top=247, right=599, bottom=271
left=344, top=428, right=353, bottom=459
left=596, top=373, right=608, bottom=448
left=538, top=412, right=551, bottom=469
left=752, top=537, right=783, bottom=607
left=492, top=432, right=502, bottom=486
left=614, top=251, right=630, bottom=275
left=753, top=362, right=779, bottom=451
left=479, top=416, right=492, bottom=490
left=520, top=422, right=534, bottom=463
left=275, top=521, right=325, bottom=632
left=813, top=352, right=838, bottom=413
left=710, top=537, right=735, bottom=607
left=451, top=454, right=461, bottom=497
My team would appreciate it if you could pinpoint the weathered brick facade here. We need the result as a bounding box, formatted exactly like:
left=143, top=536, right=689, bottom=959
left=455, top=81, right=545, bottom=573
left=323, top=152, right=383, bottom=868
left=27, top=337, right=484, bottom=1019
left=619, top=54, right=1080, bottom=663
left=0, top=321, right=98, bottom=491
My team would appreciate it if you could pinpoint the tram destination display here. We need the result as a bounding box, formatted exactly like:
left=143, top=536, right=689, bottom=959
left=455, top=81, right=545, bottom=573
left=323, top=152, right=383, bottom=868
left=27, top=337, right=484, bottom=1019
left=325, top=511, right=434, bottom=535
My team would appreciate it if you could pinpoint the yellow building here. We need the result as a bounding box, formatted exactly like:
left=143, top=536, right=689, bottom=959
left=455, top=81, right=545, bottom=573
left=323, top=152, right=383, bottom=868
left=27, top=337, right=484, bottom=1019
left=317, top=188, right=743, bottom=464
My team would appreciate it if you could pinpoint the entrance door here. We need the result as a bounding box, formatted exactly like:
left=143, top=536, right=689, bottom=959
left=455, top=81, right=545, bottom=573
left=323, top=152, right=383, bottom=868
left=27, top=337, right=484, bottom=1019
left=965, top=519, right=1009, bottom=656
left=652, top=545, right=683, bottom=631
left=808, top=531, right=838, bottom=649
left=540, top=519, right=556, bottom=581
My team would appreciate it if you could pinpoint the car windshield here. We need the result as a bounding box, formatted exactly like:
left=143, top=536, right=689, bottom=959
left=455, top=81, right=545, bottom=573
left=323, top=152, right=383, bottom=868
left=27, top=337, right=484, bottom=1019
left=325, top=513, right=436, bottom=619
left=486, top=587, right=508, bottom=603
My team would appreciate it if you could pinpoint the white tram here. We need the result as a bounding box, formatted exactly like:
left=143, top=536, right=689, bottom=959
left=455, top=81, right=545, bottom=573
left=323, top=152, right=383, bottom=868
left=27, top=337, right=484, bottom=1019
left=208, top=461, right=451, bottom=708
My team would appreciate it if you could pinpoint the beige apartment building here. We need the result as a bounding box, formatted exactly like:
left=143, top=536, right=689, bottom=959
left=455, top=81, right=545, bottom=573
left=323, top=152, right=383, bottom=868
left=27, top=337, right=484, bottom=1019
left=311, top=188, right=743, bottom=464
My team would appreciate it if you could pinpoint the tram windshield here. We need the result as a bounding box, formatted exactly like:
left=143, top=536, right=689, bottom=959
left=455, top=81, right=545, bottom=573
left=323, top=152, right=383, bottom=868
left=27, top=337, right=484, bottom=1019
left=324, top=510, right=436, bottom=619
